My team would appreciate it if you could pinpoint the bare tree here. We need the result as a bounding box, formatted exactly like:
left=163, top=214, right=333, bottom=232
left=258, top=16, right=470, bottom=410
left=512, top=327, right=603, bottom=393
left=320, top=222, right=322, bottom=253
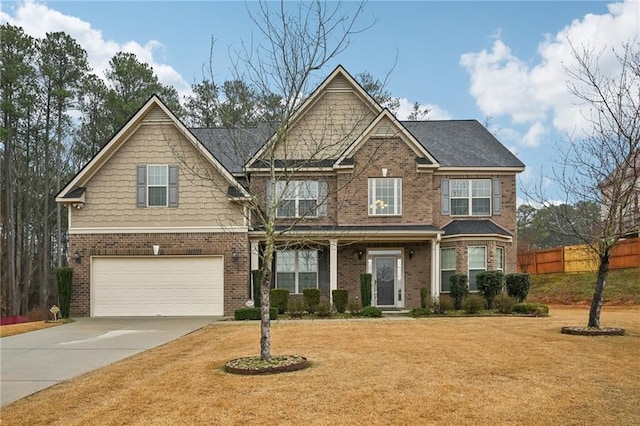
left=527, top=39, right=639, bottom=328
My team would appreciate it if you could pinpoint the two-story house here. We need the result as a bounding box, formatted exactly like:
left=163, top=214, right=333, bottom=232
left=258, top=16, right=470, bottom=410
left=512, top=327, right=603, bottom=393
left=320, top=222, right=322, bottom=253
left=56, top=66, right=524, bottom=317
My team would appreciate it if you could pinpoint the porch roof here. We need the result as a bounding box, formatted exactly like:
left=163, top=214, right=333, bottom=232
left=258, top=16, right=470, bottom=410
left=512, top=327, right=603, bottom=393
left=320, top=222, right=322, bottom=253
left=249, top=224, right=443, bottom=241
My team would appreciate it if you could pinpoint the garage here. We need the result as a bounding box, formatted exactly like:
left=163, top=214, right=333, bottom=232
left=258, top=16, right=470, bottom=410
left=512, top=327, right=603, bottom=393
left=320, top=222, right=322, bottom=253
left=91, top=256, right=224, bottom=317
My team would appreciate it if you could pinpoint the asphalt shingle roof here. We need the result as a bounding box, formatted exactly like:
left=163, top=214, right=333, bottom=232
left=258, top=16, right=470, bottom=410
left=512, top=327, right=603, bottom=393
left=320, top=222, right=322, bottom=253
left=442, top=220, right=512, bottom=237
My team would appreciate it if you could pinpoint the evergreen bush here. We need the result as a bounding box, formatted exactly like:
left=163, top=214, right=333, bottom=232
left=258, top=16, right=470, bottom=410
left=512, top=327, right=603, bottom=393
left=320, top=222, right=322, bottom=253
left=316, top=302, right=333, bottom=317
left=420, top=287, right=429, bottom=309
left=270, top=288, right=289, bottom=314
left=287, top=298, right=307, bottom=318
left=332, top=289, right=348, bottom=313
left=234, top=307, right=278, bottom=320
left=347, top=301, right=362, bottom=316
left=449, top=274, right=469, bottom=310
left=361, top=306, right=383, bottom=318
left=493, top=293, right=516, bottom=314
left=56, top=267, right=73, bottom=318
left=506, top=273, right=531, bottom=302
left=251, top=269, right=262, bottom=307
left=513, top=302, right=549, bottom=316
left=476, top=271, right=504, bottom=309
left=303, top=288, right=321, bottom=313
left=360, top=273, right=372, bottom=307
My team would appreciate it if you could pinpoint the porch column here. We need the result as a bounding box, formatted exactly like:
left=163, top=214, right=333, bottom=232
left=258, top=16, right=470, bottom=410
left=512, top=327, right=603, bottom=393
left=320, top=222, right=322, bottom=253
left=329, top=239, right=338, bottom=304
left=250, top=241, right=260, bottom=299
left=431, top=235, right=441, bottom=300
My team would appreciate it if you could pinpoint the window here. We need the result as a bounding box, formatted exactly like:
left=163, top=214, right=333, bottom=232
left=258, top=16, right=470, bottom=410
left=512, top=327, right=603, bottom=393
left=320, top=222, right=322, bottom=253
left=369, top=178, right=402, bottom=215
left=136, top=165, right=178, bottom=208
left=468, top=246, right=486, bottom=291
left=440, top=248, right=456, bottom=292
left=450, top=179, right=491, bottom=216
left=276, top=181, right=319, bottom=218
left=148, top=165, right=168, bottom=207
left=276, top=250, right=318, bottom=293
left=496, top=247, right=504, bottom=272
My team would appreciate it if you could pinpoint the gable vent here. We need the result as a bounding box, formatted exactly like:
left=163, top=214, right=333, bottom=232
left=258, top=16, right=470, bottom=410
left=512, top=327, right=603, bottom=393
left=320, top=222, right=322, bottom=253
left=373, top=124, right=396, bottom=137
left=327, top=76, right=351, bottom=91
left=144, top=106, right=172, bottom=123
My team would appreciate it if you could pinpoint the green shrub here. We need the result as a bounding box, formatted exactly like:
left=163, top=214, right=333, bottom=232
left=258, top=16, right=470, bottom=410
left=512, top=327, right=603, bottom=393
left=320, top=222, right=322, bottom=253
left=270, top=289, right=289, bottom=314
left=56, top=266, right=73, bottom=318
left=493, top=293, right=516, bottom=314
left=361, top=306, right=383, bottom=318
left=287, top=298, right=307, bottom=318
left=347, top=301, right=362, bottom=316
left=234, top=307, right=278, bottom=320
left=462, top=294, right=485, bottom=314
left=449, top=274, right=469, bottom=310
left=476, top=271, right=504, bottom=309
left=315, top=302, right=332, bottom=318
left=506, top=273, right=531, bottom=303
left=360, top=273, right=372, bottom=307
left=251, top=269, right=262, bottom=307
left=430, top=295, right=454, bottom=314
left=409, top=308, right=431, bottom=317
left=513, top=302, right=549, bottom=316
left=420, top=287, right=429, bottom=309
left=303, top=288, right=321, bottom=313
left=332, top=289, right=348, bottom=313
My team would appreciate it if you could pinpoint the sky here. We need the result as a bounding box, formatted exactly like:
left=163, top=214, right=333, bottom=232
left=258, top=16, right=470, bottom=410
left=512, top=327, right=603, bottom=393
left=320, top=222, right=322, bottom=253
left=1, top=0, right=639, bottom=203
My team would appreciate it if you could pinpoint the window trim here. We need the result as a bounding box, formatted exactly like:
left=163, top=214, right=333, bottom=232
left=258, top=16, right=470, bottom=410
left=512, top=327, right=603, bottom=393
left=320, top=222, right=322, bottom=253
left=275, top=180, right=319, bottom=218
left=468, top=246, right=487, bottom=292
left=275, top=250, right=319, bottom=294
left=147, top=165, right=169, bottom=207
left=450, top=179, right=491, bottom=217
left=368, top=177, right=402, bottom=216
left=440, top=247, right=456, bottom=293
left=496, top=246, right=505, bottom=272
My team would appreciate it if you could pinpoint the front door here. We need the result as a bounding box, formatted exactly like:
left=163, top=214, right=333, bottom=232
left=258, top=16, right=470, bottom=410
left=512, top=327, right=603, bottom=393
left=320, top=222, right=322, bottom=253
left=374, top=257, right=395, bottom=306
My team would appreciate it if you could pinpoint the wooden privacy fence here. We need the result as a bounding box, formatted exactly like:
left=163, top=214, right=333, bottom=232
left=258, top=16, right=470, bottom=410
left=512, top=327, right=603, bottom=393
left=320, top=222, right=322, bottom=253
left=517, top=237, right=639, bottom=274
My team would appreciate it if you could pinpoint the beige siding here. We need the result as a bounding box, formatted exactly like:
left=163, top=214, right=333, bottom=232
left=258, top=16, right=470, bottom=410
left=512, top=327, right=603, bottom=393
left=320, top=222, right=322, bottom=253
left=72, top=123, right=244, bottom=229
left=274, top=90, right=376, bottom=160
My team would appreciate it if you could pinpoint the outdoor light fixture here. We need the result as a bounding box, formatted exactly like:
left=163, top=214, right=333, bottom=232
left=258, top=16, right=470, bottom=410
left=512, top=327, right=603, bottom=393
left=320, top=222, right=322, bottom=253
left=409, top=249, right=415, bottom=260
left=74, top=251, right=82, bottom=264
left=232, top=251, right=239, bottom=262
left=357, top=250, right=364, bottom=260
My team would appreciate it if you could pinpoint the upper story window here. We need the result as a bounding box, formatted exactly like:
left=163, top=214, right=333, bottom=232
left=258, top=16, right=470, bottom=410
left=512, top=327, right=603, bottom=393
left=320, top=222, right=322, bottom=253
left=450, top=179, right=491, bottom=216
left=148, top=165, right=168, bottom=206
left=276, top=181, right=319, bottom=218
left=369, top=178, right=402, bottom=216
left=136, top=164, right=179, bottom=208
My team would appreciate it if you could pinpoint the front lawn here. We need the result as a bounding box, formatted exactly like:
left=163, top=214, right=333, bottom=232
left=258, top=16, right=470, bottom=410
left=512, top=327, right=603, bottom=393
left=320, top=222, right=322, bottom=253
left=2, top=307, right=639, bottom=425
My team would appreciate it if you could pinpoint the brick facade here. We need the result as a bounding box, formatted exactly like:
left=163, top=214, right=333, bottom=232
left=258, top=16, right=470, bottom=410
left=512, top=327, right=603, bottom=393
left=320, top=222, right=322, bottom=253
left=68, top=232, right=249, bottom=316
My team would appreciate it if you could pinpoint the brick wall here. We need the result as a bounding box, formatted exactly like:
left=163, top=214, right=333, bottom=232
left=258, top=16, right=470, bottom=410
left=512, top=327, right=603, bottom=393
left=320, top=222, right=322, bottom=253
left=68, top=232, right=249, bottom=317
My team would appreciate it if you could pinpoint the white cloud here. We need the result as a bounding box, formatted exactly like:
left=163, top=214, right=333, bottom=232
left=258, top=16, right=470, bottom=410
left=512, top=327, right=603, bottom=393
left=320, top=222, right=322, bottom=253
left=395, top=98, right=452, bottom=120
left=522, top=122, right=548, bottom=148
left=0, top=0, right=191, bottom=98
left=460, top=0, right=639, bottom=138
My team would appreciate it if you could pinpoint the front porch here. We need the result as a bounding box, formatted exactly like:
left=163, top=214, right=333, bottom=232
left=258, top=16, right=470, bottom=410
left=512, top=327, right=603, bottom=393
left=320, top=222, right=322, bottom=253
left=249, top=225, right=443, bottom=310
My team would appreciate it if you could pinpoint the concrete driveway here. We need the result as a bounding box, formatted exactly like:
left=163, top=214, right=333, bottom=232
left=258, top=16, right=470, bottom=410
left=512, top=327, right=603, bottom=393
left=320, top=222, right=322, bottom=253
left=1, top=317, right=220, bottom=407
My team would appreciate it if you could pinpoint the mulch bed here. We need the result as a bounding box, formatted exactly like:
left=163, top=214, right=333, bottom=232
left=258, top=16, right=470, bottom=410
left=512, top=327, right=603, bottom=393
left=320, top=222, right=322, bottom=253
left=225, top=355, right=308, bottom=375
left=561, top=326, right=626, bottom=336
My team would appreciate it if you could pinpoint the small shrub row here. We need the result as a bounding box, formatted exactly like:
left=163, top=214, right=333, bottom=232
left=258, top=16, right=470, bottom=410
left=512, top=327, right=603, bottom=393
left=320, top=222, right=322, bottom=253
left=234, top=307, right=278, bottom=321
left=361, top=306, right=382, bottom=318
left=513, top=302, right=549, bottom=316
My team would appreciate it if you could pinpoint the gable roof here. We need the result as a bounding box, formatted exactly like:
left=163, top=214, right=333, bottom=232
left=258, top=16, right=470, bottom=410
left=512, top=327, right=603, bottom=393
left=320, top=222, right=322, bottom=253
left=245, top=65, right=383, bottom=169
left=56, top=95, right=250, bottom=202
left=402, top=120, right=525, bottom=170
left=335, top=109, right=439, bottom=168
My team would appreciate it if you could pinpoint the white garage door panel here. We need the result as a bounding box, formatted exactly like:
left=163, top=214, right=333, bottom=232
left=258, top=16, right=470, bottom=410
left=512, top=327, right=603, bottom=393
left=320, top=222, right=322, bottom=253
left=92, top=257, right=224, bottom=317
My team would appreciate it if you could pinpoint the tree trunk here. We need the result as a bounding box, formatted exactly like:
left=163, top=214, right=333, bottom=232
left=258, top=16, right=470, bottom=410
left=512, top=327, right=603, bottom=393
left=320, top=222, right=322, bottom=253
left=260, top=227, right=275, bottom=361
left=587, top=252, right=610, bottom=328
left=3, top=109, right=18, bottom=315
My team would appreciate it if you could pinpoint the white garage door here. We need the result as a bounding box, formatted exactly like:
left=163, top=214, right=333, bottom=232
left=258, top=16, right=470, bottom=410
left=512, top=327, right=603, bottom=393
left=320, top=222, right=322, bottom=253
left=92, top=256, right=224, bottom=317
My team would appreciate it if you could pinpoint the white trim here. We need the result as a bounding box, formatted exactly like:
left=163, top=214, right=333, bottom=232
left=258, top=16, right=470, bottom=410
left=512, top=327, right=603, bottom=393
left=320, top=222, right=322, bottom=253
left=329, top=239, right=338, bottom=304
left=432, top=234, right=441, bottom=298
left=147, top=164, right=169, bottom=207
left=69, top=226, right=249, bottom=234
left=468, top=246, right=487, bottom=291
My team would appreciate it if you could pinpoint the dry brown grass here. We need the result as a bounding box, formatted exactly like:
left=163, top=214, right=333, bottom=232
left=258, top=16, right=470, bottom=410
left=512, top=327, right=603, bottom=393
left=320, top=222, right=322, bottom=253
left=0, top=321, right=61, bottom=337
left=2, top=307, right=639, bottom=425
